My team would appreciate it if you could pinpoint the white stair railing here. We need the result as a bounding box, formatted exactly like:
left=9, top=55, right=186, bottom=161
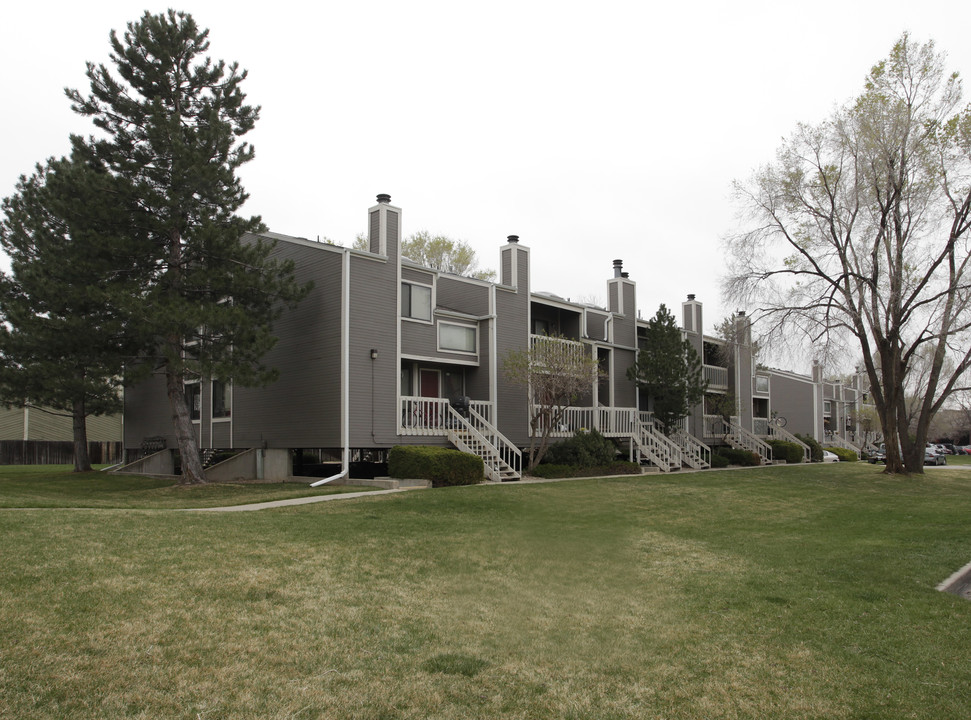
left=668, top=426, right=711, bottom=469
left=632, top=419, right=682, bottom=471
left=824, top=434, right=861, bottom=456
left=444, top=406, right=521, bottom=482
left=466, top=406, right=522, bottom=480
left=726, top=417, right=772, bottom=464
left=639, top=412, right=710, bottom=469
left=767, top=423, right=811, bottom=462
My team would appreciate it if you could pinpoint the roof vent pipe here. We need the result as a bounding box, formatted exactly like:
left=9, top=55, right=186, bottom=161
left=507, top=235, right=519, bottom=243
left=376, top=193, right=391, bottom=204
left=687, top=294, right=696, bottom=301
left=613, top=259, right=623, bottom=278
left=621, top=272, right=629, bottom=279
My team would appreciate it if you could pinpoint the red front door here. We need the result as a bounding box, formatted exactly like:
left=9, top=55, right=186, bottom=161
left=419, top=369, right=440, bottom=398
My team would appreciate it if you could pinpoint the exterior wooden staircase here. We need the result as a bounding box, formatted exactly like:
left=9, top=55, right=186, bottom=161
left=631, top=419, right=683, bottom=472
left=667, top=426, right=712, bottom=469
left=445, top=406, right=522, bottom=482
left=766, top=422, right=811, bottom=462
left=724, top=417, right=772, bottom=464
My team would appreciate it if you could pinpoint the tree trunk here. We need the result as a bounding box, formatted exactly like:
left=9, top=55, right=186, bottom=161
left=72, top=398, right=92, bottom=472
left=166, top=365, right=207, bottom=484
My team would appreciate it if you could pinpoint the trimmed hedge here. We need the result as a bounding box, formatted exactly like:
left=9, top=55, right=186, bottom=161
left=710, top=453, right=730, bottom=468
left=824, top=446, right=859, bottom=462
left=542, top=429, right=618, bottom=467
left=714, top=447, right=761, bottom=466
left=528, top=461, right=642, bottom=479
left=768, top=439, right=805, bottom=464
left=388, top=446, right=484, bottom=487
left=796, top=434, right=824, bottom=462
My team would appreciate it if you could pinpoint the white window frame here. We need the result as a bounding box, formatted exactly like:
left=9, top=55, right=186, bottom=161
left=184, top=380, right=202, bottom=423
left=438, top=321, right=478, bottom=355
left=211, top=379, right=232, bottom=421
left=401, top=281, right=433, bottom=323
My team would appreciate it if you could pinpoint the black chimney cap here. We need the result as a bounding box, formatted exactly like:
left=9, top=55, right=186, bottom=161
left=376, top=194, right=391, bottom=204
left=507, top=235, right=519, bottom=243
left=621, top=272, right=629, bottom=278
left=687, top=294, right=696, bottom=301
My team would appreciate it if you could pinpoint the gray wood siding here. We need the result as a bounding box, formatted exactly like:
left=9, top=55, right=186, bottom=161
left=0, top=407, right=122, bottom=442
left=348, top=255, right=399, bottom=447
left=124, top=371, right=174, bottom=450
left=436, top=276, right=489, bottom=316
left=233, top=242, right=344, bottom=448
left=402, top=267, right=434, bottom=284
left=612, top=348, right=637, bottom=408
left=586, top=312, right=607, bottom=341
left=387, top=210, right=400, bottom=258
left=0, top=408, right=23, bottom=440
left=211, top=422, right=232, bottom=448
left=465, top=324, right=491, bottom=402
left=401, top=318, right=482, bottom=365
left=769, top=373, right=816, bottom=438
left=401, top=319, right=438, bottom=356
left=616, top=282, right=637, bottom=344
left=494, top=249, right=531, bottom=444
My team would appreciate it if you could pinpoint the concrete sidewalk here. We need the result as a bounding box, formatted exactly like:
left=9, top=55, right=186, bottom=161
left=183, top=485, right=427, bottom=512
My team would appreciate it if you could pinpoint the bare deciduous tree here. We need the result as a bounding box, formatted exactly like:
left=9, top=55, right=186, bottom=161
left=724, top=34, right=971, bottom=474
left=503, top=334, right=601, bottom=471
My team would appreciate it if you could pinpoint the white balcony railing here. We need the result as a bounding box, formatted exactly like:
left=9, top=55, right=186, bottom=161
left=532, top=406, right=638, bottom=438
left=704, top=364, right=728, bottom=390
left=529, top=334, right=589, bottom=367
left=401, top=397, right=493, bottom=435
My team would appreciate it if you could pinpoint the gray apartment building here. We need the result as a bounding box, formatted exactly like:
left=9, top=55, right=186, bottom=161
left=120, top=195, right=865, bottom=481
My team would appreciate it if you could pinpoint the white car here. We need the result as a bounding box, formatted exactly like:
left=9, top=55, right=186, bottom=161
left=822, top=450, right=839, bottom=463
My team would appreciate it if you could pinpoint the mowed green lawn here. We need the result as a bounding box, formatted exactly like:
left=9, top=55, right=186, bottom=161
left=0, top=464, right=374, bottom=509
left=2, top=462, right=970, bottom=719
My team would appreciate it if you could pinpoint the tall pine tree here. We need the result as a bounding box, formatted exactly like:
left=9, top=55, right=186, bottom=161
left=0, top=154, right=148, bottom=471
left=628, top=304, right=707, bottom=435
left=66, top=10, right=309, bottom=483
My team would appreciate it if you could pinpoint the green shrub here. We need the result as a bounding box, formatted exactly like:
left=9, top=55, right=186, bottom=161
left=388, top=446, right=484, bottom=487
left=710, top=453, right=730, bottom=468
left=542, top=429, right=619, bottom=466
left=768, top=439, right=804, bottom=464
left=796, top=434, right=824, bottom=462
left=824, top=446, right=858, bottom=462
left=714, top=447, right=761, bottom=466
left=528, top=461, right=641, bottom=479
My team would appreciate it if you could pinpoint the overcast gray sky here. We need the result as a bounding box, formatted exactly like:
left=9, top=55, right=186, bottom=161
left=4, top=0, right=971, bottom=366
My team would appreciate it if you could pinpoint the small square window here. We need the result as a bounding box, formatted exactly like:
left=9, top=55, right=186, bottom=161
left=402, top=283, right=432, bottom=321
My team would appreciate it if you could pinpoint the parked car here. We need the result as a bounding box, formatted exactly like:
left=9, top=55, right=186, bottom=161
left=924, top=447, right=947, bottom=466
left=868, top=444, right=887, bottom=464
left=822, top=450, right=839, bottom=463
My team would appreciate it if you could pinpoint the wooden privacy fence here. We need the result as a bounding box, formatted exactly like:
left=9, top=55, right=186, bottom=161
left=0, top=440, right=123, bottom=466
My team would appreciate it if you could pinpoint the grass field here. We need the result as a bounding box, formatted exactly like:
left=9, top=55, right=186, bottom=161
left=0, top=464, right=375, bottom=509
left=2, top=462, right=970, bottom=718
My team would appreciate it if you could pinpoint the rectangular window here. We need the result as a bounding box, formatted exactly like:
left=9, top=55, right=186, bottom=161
left=439, top=323, right=476, bottom=353
left=401, top=282, right=432, bottom=321
left=185, top=382, right=201, bottom=422
left=212, top=380, right=232, bottom=419
left=755, top=375, right=769, bottom=393
left=824, top=400, right=832, bottom=414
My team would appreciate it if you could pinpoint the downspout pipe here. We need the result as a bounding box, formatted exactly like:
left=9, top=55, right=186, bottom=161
left=311, top=248, right=352, bottom=487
